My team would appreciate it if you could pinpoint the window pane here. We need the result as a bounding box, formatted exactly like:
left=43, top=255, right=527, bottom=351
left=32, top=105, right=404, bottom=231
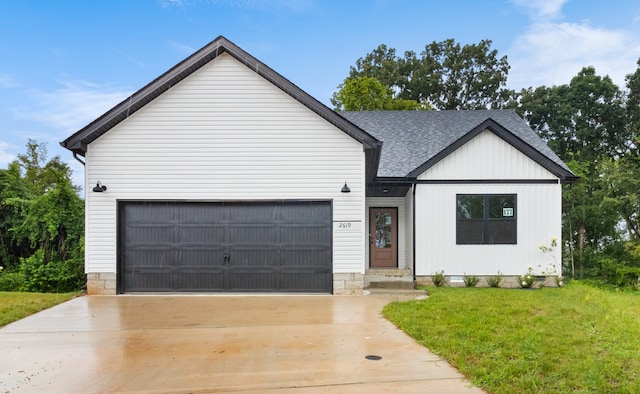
left=457, top=195, right=484, bottom=219
left=488, top=220, right=516, bottom=244
left=375, top=213, right=393, bottom=248
left=456, top=220, right=484, bottom=244
left=488, top=195, right=516, bottom=219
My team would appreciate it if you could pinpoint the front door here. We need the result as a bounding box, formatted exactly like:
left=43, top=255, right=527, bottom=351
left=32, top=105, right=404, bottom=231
left=369, top=208, right=398, bottom=268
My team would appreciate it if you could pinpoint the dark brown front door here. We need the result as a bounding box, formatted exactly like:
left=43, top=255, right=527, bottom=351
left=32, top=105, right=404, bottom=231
left=369, top=208, right=398, bottom=268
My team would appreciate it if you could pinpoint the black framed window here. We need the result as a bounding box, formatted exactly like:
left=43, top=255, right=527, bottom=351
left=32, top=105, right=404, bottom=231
left=456, top=194, right=516, bottom=244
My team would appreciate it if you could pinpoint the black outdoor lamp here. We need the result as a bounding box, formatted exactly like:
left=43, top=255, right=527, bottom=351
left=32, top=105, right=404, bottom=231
left=92, top=181, right=107, bottom=192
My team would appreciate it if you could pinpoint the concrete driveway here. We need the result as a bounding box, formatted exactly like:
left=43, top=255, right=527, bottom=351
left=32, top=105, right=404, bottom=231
left=0, top=293, right=483, bottom=393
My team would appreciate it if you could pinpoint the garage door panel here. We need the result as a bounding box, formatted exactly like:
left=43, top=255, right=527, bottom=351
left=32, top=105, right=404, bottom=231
left=279, top=203, right=329, bottom=222
left=226, top=204, right=278, bottom=223
left=124, top=250, right=175, bottom=268
left=174, top=272, right=226, bottom=291
left=280, top=226, right=331, bottom=243
left=120, top=201, right=332, bottom=293
left=125, top=203, right=173, bottom=223
left=177, top=226, right=225, bottom=244
left=229, top=226, right=279, bottom=243
left=126, top=226, right=175, bottom=244
left=280, top=273, right=332, bottom=292
left=227, top=272, right=278, bottom=291
left=175, top=204, right=225, bottom=224
left=228, top=249, right=279, bottom=268
left=280, top=250, right=332, bottom=267
left=124, top=271, right=174, bottom=292
left=175, top=250, right=225, bottom=268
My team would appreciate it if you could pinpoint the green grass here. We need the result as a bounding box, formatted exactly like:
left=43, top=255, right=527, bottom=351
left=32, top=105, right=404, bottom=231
left=383, top=283, right=640, bottom=393
left=0, top=291, right=80, bottom=327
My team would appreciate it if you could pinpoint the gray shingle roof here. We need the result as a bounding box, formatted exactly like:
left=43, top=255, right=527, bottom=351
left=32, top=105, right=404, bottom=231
left=340, top=110, right=575, bottom=180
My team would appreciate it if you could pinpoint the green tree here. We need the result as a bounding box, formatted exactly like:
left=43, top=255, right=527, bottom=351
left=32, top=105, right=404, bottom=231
left=625, top=58, right=640, bottom=157
left=0, top=162, right=31, bottom=268
left=337, top=39, right=511, bottom=110
left=516, top=67, right=627, bottom=162
left=0, top=141, right=85, bottom=292
left=598, top=157, right=640, bottom=241
left=14, top=176, right=84, bottom=262
left=331, top=76, right=425, bottom=110
left=513, top=67, right=630, bottom=278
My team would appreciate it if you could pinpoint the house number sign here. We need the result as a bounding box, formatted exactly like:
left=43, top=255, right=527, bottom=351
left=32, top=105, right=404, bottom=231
left=334, top=221, right=361, bottom=231
left=503, top=208, right=514, bottom=217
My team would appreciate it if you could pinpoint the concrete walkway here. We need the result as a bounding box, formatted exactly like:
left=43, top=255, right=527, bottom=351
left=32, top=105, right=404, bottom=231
left=0, top=293, right=484, bottom=393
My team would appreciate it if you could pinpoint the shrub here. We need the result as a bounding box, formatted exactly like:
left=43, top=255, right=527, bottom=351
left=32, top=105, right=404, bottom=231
left=431, top=270, right=447, bottom=287
left=486, top=272, right=503, bottom=288
left=463, top=274, right=480, bottom=288
left=0, top=270, right=25, bottom=291
left=518, top=267, right=537, bottom=288
left=592, top=257, right=640, bottom=289
left=19, top=249, right=85, bottom=293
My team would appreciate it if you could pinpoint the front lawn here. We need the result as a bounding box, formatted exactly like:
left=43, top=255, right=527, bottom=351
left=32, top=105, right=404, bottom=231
left=383, top=283, right=640, bottom=393
left=0, top=292, right=80, bottom=327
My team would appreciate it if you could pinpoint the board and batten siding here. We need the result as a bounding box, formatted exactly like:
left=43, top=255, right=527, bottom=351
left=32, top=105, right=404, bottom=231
left=414, top=129, right=562, bottom=276
left=84, top=53, right=365, bottom=276
left=420, top=130, right=558, bottom=180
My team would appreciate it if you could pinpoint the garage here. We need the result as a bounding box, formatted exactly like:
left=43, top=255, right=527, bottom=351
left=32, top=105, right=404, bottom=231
left=118, top=201, right=333, bottom=293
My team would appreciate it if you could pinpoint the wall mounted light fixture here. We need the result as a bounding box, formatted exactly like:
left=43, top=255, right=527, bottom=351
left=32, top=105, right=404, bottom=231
left=341, top=181, right=351, bottom=193
left=92, top=181, right=107, bottom=192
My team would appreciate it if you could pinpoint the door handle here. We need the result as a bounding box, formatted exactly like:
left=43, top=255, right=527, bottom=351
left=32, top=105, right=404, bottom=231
left=223, top=253, right=230, bottom=264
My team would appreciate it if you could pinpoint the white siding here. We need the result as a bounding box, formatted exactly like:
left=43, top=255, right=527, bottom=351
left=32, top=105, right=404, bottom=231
left=415, top=183, right=562, bottom=276
left=365, top=197, right=408, bottom=269
left=419, top=130, right=558, bottom=180
left=85, top=53, right=365, bottom=275
left=404, top=188, right=414, bottom=269
left=414, top=128, right=563, bottom=276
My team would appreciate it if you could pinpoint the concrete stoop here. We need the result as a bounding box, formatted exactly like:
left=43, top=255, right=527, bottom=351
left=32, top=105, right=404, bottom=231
left=365, top=268, right=416, bottom=290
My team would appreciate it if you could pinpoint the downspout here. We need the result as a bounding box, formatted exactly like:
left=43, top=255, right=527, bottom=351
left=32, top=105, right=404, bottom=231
left=412, top=181, right=416, bottom=282
left=73, top=152, right=85, bottom=166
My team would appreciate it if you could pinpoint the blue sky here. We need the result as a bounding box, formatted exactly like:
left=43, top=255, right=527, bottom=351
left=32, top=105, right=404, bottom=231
left=1, top=0, right=639, bottom=187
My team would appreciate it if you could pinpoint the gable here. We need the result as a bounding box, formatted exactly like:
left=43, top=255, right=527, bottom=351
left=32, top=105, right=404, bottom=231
left=416, top=129, right=559, bottom=180
left=61, top=36, right=379, bottom=156
left=91, top=52, right=365, bottom=162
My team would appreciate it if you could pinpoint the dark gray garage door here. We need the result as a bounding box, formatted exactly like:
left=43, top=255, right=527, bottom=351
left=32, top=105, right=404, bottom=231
left=119, top=201, right=332, bottom=293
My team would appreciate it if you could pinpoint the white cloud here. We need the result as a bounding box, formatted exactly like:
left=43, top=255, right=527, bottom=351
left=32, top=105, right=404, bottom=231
left=510, top=0, right=568, bottom=19
left=15, top=80, right=131, bottom=135
left=508, top=2, right=640, bottom=89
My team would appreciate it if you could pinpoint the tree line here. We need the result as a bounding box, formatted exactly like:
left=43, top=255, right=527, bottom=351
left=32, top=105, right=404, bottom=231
left=333, top=39, right=640, bottom=287
left=0, top=140, right=85, bottom=292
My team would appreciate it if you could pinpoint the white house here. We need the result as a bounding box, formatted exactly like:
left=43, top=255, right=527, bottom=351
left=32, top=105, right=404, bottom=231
left=61, top=36, right=576, bottom=295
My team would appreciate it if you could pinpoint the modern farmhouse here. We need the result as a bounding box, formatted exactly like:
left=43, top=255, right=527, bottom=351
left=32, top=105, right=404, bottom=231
left=61, top=36, right=576, bottom=295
